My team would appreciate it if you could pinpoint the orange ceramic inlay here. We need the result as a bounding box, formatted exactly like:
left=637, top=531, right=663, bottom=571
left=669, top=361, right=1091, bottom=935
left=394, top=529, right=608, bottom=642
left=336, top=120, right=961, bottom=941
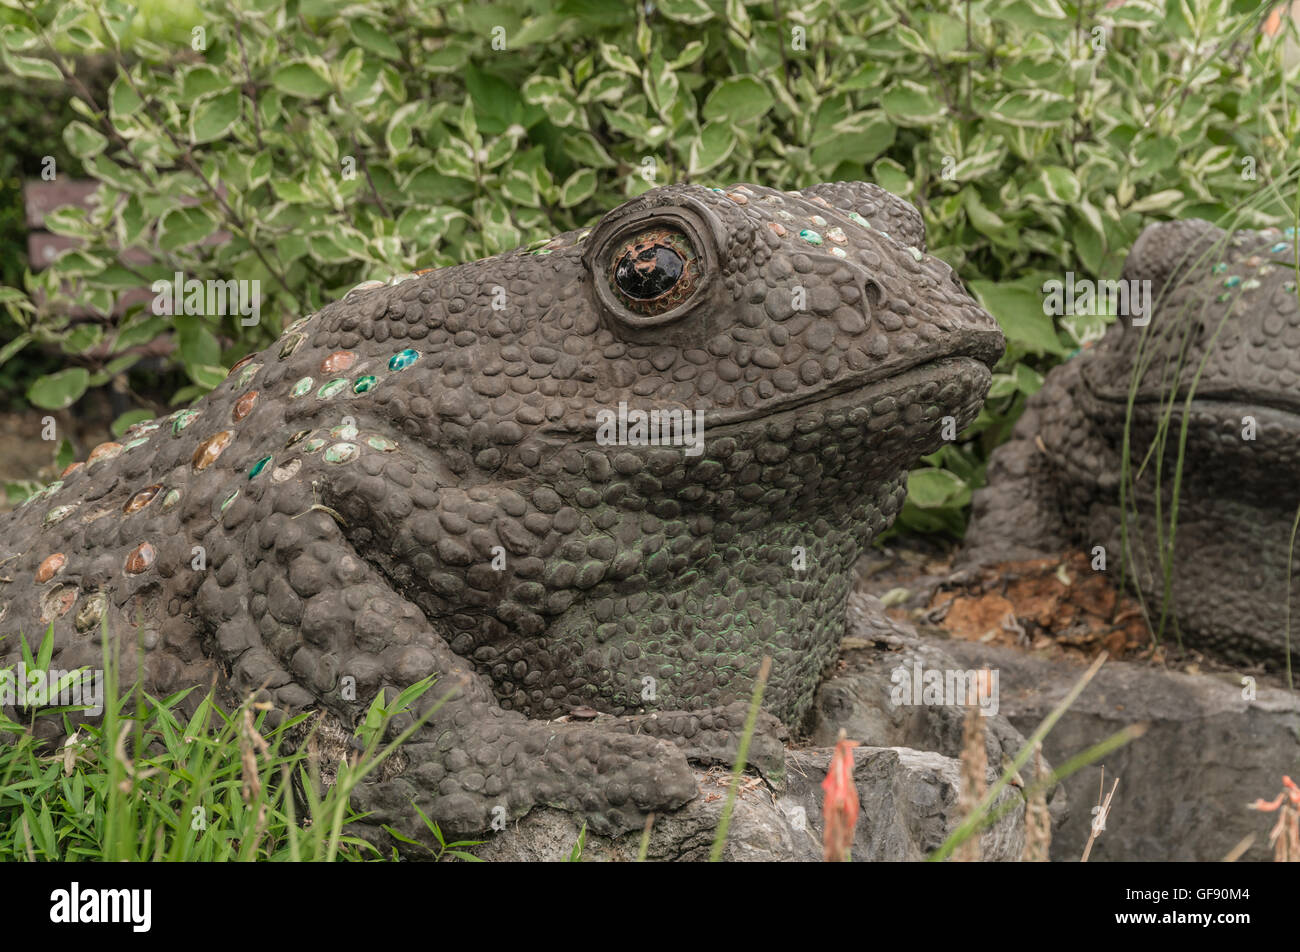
left=88, top=442, right=122, bottom=465
left=233, top=390, right=259, bottom=422
left=36, top=553, right=66, bottom=583
left=124, top=542, right=156, bottom=574
left=192, top=430, right=234, bottom=471
left=41, top=586, right=75, bottom=623
left=320, top=351, right=357, bottom=374
left=227, top=353, right=257, bottom=377
left=123, top=484, right=163, bottom=514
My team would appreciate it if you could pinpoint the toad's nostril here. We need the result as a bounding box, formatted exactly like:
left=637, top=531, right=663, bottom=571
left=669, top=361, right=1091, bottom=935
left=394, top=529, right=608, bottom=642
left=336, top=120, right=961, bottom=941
left=864, top=279, right=884, bottom=310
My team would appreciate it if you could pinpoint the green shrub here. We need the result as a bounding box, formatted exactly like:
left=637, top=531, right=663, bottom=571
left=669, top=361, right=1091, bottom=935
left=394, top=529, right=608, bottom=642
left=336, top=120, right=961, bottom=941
left=0, top=0, right=1296, bottom=529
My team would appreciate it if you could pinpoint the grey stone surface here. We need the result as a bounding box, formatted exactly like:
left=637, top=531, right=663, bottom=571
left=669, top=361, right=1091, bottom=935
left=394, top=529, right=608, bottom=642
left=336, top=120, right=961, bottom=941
left=815, top=593, right=1053, bottom=778
left=942, top=638, right=1300, bottom=861
left=477, top=744, right=1027, bottom=862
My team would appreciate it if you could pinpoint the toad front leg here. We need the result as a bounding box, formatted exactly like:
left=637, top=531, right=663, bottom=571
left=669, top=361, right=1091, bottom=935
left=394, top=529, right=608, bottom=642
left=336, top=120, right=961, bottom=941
left=216, top=489, right=704, bottom=843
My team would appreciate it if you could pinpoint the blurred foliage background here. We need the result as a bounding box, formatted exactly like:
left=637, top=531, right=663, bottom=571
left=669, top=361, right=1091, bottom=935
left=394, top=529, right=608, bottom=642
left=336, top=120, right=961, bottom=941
left=0, top=0, right=1297, bottom=530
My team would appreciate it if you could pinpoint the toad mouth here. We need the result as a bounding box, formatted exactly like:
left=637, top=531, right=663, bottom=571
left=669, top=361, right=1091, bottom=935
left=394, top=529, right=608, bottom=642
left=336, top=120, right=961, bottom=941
left=545, top=353, right=994, bottom=446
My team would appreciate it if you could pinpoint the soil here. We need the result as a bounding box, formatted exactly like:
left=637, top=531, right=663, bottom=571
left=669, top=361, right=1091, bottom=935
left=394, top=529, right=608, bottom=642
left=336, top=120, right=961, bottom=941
left=857, top=533, right=1285, bottom=687
left=0, top=403, right=118, bottom=512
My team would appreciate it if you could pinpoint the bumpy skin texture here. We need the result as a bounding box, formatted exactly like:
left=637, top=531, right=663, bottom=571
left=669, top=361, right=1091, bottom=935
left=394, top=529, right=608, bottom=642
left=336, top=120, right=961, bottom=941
left=967, top=219, right=1300, bottom=663
left=0, top=181, right=1001, bottom=842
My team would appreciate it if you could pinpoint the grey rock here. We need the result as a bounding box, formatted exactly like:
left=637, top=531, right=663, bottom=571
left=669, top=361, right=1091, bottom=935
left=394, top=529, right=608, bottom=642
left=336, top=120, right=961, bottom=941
left=476, top=744, right=1028, bottom=862
left=942, top=638, right=1300, bottom=861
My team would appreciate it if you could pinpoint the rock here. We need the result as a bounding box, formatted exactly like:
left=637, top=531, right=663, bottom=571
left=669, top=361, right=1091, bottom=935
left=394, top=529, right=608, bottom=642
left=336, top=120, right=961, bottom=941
left=473, top=745, right=1028, bottom=862
left=941, top=639, right=1300, bottom=861
left=816, top=594, right=1056, bottom=785
left=442, top=592, right=1054, bottom=862
left=472, top=593, right=1045, bottom=862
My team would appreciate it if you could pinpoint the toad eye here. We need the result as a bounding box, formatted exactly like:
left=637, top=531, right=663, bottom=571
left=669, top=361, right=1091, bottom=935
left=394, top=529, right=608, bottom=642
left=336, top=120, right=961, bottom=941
left=607, top=228, right=700, bottom=316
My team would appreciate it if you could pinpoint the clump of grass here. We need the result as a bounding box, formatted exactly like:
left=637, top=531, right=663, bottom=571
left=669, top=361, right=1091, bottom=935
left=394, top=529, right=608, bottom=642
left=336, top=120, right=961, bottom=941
left=707, top=655, right=772, bottom=863
left=1021, top=746, right=1052, bottom=862
left=0, top=624, right=472, bottom=861
left=1080, top=772, right=1119, bottom=862
left=953, top=705, right=988, bottom=862
left=933, top=653, right=1149, bottom=862
left=1249, top=776, right=1300, bottom=862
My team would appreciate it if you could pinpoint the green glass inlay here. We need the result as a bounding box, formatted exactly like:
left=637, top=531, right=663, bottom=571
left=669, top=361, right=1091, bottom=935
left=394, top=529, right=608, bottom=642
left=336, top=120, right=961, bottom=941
left=317, top=378, right=348, bottom=399
left=172, top=409, right=199, bottom=435
left=389, top=348, right=420, bottom=371
left=324, top=442, right=359, bottom=464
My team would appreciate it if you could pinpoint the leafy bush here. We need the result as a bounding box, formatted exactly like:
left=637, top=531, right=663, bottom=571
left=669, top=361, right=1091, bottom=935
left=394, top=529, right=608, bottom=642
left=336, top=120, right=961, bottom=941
left=0, top=0, right=1297, bottom=529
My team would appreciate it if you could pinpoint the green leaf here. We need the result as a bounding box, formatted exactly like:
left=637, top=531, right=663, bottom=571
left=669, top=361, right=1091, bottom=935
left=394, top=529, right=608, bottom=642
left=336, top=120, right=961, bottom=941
left=812, top=114, right=896, bottom=167
left=111, top=410, right=154, bottom=438
left=175, top=314, right=221, bottom=370
left=272, top=61, right=333, bottom=98
left=702, top=76, right=773, bottom=124
left=352, top=18, right=401, bottom=59
left=158, top=206, right=218, bottom=251
left=114, top=316, right=169, bottom=353
left=179, top=65, right=230, bottom=103
left=881, top=81, right=946, bottom=126
left=28, top=369, right=90, bottom=410
left=188, top=364, right=228, bottom=390
left=108, top=76, right=143, bottom=122
left=969, top=279, right=1068, bottom=356
left=643, top=54, right=679, bottom=120
left=55, top=439, right=74, bottom=472
left=61, top=324, right=103, bottom=354
left=906, top=467, right=970, bottom=509
left=1128, top=189, right=1184, bottom=214
left=1038, top=165, right=1081, bottom=204
left=2, top=50, right=61, bottom=82
left=559, top=168, right=597, bottom=207
left=658, top=0, right=714, bottom=25
left=63, top=121, right=108, bottom=159
left=688, top=123, right=736, bottom=175
left=988, top=90, right=1073, bottom=127
left=465, top=65, right=524, bottom=134
left=190, top=90, right=242, bottom=143
left=599, top=43, right=639, bottom=75
left=0, top=332, right=31, bottom=368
